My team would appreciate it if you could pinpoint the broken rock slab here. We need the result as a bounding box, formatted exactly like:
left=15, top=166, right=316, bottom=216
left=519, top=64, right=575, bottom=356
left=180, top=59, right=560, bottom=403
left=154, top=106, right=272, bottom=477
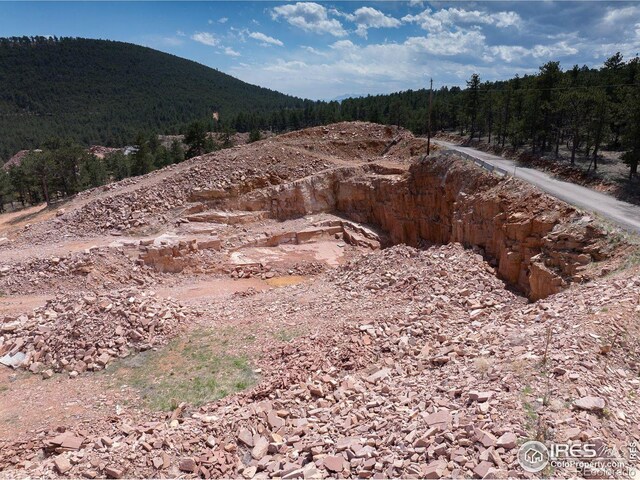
left=574, top=396, right=606, bottom=412
left=186, top=210, right=269, bottom=225
left=0, top=351, right=26, bottom=369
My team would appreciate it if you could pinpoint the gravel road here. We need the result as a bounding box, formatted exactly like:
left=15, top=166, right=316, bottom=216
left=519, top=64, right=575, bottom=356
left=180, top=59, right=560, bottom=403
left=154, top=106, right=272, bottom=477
left=434, top=140, right=640, bottom=233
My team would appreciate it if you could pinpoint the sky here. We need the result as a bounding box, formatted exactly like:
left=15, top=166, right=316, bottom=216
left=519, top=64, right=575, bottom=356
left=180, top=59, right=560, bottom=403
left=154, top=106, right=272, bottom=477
left=0, top=1, right=639, bottom=100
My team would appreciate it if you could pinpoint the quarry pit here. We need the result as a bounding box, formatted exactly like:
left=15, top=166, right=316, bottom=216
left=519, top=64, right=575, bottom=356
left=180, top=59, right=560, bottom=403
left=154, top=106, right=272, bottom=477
left=0, top=123, right=638, bottom=479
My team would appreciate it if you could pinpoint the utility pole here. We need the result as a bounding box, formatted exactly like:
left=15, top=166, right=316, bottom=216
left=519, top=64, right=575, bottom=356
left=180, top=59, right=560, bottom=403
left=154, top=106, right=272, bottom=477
left=427, top=77, right=433, bottom=155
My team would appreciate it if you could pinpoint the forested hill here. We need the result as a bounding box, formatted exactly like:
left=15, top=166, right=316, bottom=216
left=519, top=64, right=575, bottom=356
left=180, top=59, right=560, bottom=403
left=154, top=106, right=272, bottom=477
left=0, top=36, right=305, bottom=159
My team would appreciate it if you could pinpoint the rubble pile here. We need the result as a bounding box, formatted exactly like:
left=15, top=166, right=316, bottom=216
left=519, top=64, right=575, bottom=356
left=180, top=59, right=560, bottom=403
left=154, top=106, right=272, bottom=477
left=1, top=244, right=639, bottom=478
left=279, top=123, right=426, bottom=163
left=0, top=288, right=194, bottom=375
left=329, top=245, right=504, bottom=302
left=0, top=247, right=156, bottom=296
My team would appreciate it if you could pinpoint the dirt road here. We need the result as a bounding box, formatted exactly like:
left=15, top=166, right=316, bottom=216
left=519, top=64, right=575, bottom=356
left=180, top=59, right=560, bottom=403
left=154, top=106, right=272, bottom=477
left=434, top=140, right=640, bottom=233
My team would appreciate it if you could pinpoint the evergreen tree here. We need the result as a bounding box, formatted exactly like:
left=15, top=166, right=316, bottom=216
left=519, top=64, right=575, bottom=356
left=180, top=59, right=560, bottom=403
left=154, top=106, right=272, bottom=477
left=0, top=37, right=306, bottom=159
left=131, top=134, right=154, bottom=176
left=184, top=121, right=208, bottom=158
left=220, top=127, right=234, bottom=149
left=621, top=84, right=640, bottom=178
left=105, top=151, right=131, bottom=181
left=249, top=129, right=262, bottom=143
left=8, top=165, right=28, bottom=206
left=22, top=151, right=54, bottom=204
left=78, top=153, right=107, bottom=189
left=465, top=74, right=481, bottom=140
left=0, top=169, right=12, bottom=212
left=169, top=140, right=185, bottom=164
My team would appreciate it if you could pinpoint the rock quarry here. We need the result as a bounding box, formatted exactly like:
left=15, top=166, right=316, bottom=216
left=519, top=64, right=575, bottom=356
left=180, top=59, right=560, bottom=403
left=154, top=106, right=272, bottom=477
left=0, top=122, right=638, bottom=479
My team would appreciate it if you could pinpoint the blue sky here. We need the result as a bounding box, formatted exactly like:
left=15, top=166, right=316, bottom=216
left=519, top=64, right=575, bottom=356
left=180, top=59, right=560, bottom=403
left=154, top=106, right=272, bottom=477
left=1, top=1, right=639, bottom=100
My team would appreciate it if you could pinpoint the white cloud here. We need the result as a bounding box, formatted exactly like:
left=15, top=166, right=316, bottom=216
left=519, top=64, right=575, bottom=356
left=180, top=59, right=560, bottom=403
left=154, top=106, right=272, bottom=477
left=224, top=46, right=241, bottom=57
left=406, top=29, right=486, bottom=56
left=489, top=41, right=578, bottom=63
left=493, top=11, right=522, bottom=29
left=228, top=2, right=631, bottom=99
left=488, top=45, right=530, bottom=63
left=302, top=45, right=328, bottom=56
left=330, top=40, right=356, bottom=50
left=271, top=2, right=347, bottom=36
left=403, top=7, right=522, bottom=31
left=208, top=19, right=214, bottom=25
left=402, top=10, right=441, bottom=31
left=230, top=33, right=508, bottom=99
left=408, top=0, right=424, bottom=7
left=191, top=32, right=219, bottom=47
left=591, top=41, right=639, bottom=60
left=219, top=17, right=229, bottom=24
left=176, top=30, right=186, bottom=37
left=249, top=31, right=284, bottom=46
left=530, top=41, right=578, bottom=58
left=433, top=8, right=494, bottom=26
left=345, top=7, right=401, bottom=38
left=602, top=6, right=640, bottom=25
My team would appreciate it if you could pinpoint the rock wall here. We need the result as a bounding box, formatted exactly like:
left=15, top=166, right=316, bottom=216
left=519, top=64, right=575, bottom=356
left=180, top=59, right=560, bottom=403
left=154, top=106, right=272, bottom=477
left=226, top=153, right=615, bottom=300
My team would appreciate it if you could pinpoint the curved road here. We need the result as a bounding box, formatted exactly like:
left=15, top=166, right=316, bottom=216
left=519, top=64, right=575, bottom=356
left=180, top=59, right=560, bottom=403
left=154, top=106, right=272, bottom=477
left=434, top=140, right=640, bottom=234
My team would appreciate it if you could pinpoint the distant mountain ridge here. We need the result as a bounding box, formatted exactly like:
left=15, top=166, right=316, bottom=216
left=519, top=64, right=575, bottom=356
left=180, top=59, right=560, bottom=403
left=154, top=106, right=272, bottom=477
left=0, top=36, right=306, bottom=160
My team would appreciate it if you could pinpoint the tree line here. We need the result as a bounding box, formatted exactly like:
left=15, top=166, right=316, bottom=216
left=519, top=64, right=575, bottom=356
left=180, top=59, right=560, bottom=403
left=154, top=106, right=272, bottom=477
left=0, top=121, right=249, bottom=211
left=0, top=119, right=263, bottom=211
left=0, top=36, right=304, bottom=160
left=227, top=53, right=640, bottom=178
left=2, top=52, right=639, bottom=212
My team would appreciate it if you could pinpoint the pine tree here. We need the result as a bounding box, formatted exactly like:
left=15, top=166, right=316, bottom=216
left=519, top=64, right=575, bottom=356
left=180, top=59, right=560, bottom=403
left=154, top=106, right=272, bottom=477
left=79, top=153, right=107, bottom=189
left=466, top=74, right=481, bottom=140
left=0, top=169, right=12, bottom=212
left=248, top=129, right=262, bottom=143
left=621, top=84, right=640, bottom=178
left=105, top=151, right=131, bottom=181
left=184, top=121, right=208, bottom=158
left=169, top=140, right=185, bottom=164
left=131, top=134, right=154, bottom=176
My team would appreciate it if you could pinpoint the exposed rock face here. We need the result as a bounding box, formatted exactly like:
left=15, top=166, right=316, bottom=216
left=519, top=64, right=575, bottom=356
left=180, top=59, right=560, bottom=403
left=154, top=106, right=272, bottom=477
left=138, top=238, right=221, bottom=273
left=227, top=154, right=615, bottom=299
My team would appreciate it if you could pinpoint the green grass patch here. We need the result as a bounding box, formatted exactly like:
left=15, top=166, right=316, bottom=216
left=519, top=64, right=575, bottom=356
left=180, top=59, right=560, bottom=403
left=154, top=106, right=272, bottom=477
left=271, top=325, right=308, bottom=343
left=110, top=328, right=256, bottom=411
left=622, top=248, right=640, bottom=270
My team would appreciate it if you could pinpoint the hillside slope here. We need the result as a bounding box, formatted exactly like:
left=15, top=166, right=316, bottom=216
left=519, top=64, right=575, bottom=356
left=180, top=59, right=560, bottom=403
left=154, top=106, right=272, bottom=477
left=0, top=36, right=304, bottom=159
